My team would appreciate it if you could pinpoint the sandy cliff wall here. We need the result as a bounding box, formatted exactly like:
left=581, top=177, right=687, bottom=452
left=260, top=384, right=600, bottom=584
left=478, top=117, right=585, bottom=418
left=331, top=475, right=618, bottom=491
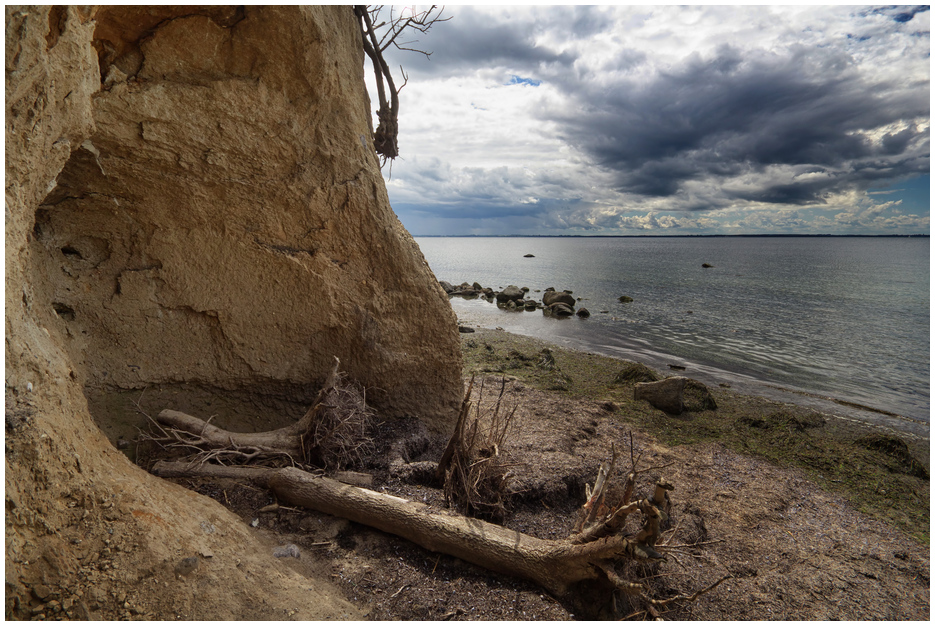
left=26, top=5, right=462, bottom=425
left=6, top=5, right=460, bottom=619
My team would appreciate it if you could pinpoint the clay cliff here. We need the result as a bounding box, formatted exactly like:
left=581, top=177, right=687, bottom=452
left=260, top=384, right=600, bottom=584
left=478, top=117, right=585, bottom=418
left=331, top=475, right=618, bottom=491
left=6, top=5, right=461, bottom=619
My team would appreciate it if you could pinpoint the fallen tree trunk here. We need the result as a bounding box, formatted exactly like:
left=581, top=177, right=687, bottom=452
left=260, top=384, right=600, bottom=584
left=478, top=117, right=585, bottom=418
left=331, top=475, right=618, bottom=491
left=152, top=460, right=724, bottom=603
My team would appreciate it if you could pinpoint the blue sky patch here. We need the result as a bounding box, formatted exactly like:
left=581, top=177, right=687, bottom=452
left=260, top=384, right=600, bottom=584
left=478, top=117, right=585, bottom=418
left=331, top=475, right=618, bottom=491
left=507, top=75, right=541, bottom=87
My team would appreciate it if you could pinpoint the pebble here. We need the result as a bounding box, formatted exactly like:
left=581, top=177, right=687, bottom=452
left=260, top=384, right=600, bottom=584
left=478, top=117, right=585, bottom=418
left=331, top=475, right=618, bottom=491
left=174, top=556, right=199, bottom=577
left=273, top=544, right=301, bottom=558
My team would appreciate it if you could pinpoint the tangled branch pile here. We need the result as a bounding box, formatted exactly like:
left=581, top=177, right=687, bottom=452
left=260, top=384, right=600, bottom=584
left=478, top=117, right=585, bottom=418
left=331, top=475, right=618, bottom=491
left=304, top=373, right=375, bottom=471
left=146, top=367, right=729, bottom=615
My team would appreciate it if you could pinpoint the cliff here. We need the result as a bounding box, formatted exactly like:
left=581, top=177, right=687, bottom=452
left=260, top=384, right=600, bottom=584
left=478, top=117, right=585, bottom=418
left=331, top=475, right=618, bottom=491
left=5, top=5, right=461, bottom=619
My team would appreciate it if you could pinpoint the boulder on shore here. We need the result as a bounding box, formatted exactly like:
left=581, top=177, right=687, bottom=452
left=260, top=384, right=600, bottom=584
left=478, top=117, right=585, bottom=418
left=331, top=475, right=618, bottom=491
left=614, top=362, right=660, bottom=384
left=576, top=307, right=590, bottom=318
left=618, top=295, right=634, bottom=303
left=634, top=377, right=687, bottom=414
left=545, top=303, right=575, bottom=317
left=634, top=377, right=716, bottom=414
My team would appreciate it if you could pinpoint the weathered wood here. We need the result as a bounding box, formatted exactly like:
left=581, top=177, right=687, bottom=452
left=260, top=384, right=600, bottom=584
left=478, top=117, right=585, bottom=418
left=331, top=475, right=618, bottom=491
left=151, top=460, right=275, bottom=483
left=151, top=450, right=719, bottom=608
left=156, top=409, right=315, bottom=457
left=435, top=377, right=473, bottom=482
left=267, top=466, right=655, bottom=597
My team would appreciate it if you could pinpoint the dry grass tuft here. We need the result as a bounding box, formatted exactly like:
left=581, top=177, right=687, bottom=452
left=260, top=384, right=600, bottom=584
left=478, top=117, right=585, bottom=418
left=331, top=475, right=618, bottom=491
left=443, top=376, right=521, bottom=522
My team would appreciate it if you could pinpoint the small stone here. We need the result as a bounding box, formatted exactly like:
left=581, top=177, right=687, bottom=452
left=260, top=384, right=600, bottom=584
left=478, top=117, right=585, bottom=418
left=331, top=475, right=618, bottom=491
left=32, top=585, right=52, bottom=600
left=174, top=556, right=199, bottom=577
left=273, top=544, right=301, bottom=558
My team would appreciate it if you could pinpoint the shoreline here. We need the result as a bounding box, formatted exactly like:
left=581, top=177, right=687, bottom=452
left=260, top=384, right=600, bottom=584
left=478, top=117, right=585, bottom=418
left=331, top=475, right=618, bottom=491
left=452, top=308, right=929, bottom=441
left=459, top=326, right=929, bottom=541
left=460, top=326, right=929, bottom=439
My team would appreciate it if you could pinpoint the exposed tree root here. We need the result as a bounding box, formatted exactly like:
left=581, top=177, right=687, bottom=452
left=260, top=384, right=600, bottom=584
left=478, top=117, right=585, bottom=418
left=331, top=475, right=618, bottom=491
left=142, top=357, right=374, bottom=471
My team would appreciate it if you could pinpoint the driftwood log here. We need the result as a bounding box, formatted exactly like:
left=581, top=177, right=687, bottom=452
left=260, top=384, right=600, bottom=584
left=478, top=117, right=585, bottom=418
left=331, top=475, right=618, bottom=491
left=268, top=466, right=668, bottom=598
left=151, top=456, right=725, bottom=605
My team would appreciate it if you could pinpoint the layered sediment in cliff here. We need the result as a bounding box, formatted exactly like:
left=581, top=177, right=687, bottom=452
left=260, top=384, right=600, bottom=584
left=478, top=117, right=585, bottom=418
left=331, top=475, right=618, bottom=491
left=6, top=5, right=460, bottom=619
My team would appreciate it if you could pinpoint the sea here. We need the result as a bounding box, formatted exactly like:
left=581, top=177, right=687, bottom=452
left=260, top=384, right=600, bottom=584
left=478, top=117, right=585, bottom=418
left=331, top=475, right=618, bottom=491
left=415, top=236, right=930, bottom=438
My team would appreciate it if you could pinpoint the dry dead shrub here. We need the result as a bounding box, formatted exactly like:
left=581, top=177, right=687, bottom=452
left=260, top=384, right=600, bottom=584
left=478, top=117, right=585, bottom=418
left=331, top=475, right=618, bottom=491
left=442, top=376, right=520, bottom=521
left=305, top=373, right=376, bottom=471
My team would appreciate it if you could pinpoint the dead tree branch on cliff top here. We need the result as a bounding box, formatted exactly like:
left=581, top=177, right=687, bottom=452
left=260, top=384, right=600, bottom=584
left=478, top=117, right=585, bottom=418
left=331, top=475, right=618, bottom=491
left=354, top=5, right=449, bottom=162
left=436, top=375, right=520, bottom=521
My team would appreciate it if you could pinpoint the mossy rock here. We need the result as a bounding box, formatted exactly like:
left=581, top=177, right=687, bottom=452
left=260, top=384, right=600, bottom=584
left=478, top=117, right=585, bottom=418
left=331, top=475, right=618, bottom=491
left=613, top=361, right=659, bottom=384
left=683, top=379, right=717, bottom=412
left=856, top=434, right=929, bottom=479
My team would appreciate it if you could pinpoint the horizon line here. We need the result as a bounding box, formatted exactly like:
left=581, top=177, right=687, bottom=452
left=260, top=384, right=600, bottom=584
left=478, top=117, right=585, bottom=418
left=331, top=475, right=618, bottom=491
left=411, top=233, right=931, bottom=238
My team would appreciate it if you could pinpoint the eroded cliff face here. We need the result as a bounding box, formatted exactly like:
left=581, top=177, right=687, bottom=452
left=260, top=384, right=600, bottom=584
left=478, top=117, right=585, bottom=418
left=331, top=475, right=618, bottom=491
left=6, top=5, right=460, bottom=619
left=29, top=5, right=462, bottom=425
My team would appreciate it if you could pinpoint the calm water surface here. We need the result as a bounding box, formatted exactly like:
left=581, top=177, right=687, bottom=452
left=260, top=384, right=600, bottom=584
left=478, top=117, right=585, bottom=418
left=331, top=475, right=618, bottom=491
left=416, top=236, right=930, bottom=433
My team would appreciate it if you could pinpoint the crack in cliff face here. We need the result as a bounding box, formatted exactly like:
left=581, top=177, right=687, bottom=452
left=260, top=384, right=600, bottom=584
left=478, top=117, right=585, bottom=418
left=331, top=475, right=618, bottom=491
left=92, top=6, right=247, bottom=84
left=253, top=237, right=319, bottom=259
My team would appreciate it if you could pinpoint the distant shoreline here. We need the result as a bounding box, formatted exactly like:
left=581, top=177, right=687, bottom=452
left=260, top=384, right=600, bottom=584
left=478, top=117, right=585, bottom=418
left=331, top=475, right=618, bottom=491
left=415, top=233, right=930, bottom=238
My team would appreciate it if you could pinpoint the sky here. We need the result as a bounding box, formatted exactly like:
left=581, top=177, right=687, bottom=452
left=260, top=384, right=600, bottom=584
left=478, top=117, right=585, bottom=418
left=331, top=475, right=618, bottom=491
left=365, top=4, right=931, bottom=236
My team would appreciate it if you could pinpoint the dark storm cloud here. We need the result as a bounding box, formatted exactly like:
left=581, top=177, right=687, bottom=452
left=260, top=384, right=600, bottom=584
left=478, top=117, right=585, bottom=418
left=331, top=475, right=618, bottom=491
left=546, top=41, right=929, bottom=206
left=376, top=6, right=929, bottom=234
left=386, top=7, right=577, bottom=78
